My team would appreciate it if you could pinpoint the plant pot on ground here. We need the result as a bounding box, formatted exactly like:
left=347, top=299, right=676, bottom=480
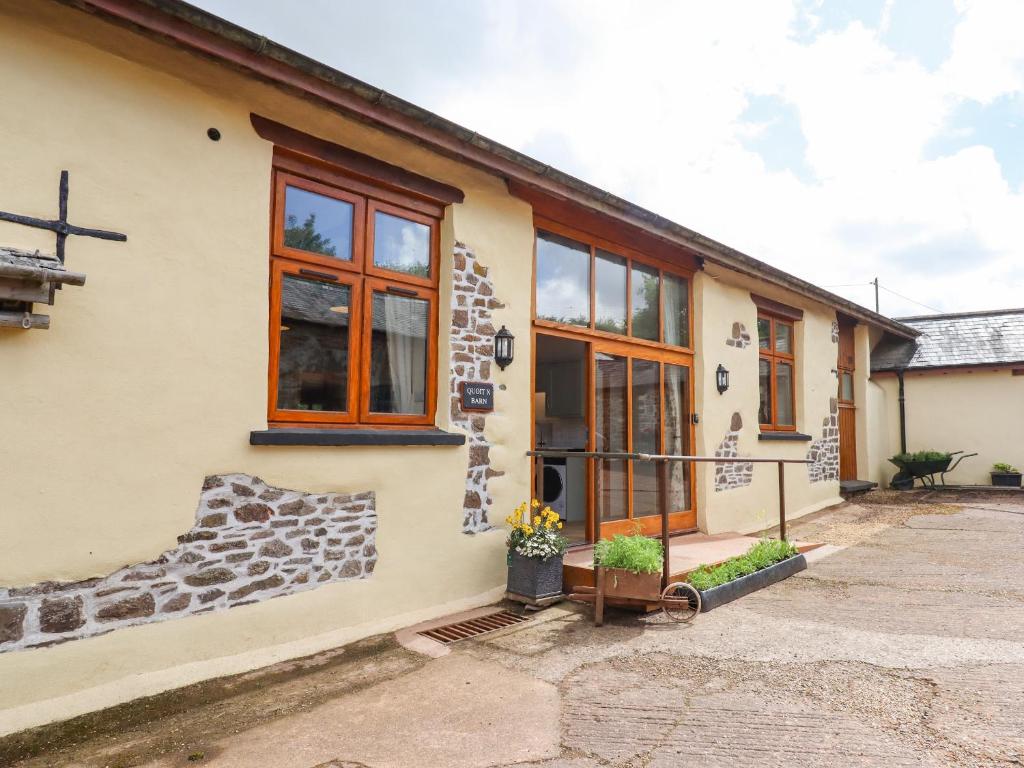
left=687, top=538, right=804, bottom=612
left=991, top=463, right=1022, bottom=488
left=505, top=500, right=568, bottom=602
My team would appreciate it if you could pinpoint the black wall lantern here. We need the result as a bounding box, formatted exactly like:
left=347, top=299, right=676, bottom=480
left=716, top=364, right=730, bottom=394
left=494, top=325, right=515, bottom=370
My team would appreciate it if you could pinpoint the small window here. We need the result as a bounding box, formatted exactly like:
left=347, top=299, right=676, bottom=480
left=758, top=313, right=796, bottom=430
left=269, top=169, right=438, bottom=428
left=630, top=263, right=660, bottom=341
left=594, top=250, right=627, bottom=334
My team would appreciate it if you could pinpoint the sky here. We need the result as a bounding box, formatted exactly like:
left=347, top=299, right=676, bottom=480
left=192, top=0, right=1024, bottom=317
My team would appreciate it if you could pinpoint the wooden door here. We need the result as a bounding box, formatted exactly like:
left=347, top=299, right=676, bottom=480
left=593, top=342, right=696, bottom=538
left=837, top=320, right=857, bottom=480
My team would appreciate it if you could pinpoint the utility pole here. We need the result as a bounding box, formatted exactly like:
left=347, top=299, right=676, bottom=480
left=873, top=277, right=880, bottom=313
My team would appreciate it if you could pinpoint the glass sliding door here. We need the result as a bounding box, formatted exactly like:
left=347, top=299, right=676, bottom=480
left=594, top=343, right=696, bottom=538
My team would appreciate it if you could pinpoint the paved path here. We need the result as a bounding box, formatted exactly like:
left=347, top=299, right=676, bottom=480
left=6, top=492, right=1024, bottom=767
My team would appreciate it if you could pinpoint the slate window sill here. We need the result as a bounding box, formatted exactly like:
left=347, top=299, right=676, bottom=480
left=250, top=428, right=466, bottom=447
left=757, top=431, right=812, bottom=442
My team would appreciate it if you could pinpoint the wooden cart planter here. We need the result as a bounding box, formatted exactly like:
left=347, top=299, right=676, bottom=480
left=569, top=566, right=701, bottom=625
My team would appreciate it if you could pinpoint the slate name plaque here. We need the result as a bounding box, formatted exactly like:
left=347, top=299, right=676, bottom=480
left=460, top=382, right=494, bottom=412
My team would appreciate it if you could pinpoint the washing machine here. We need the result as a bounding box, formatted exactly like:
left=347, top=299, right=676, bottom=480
left=541, top=461, right=568, bottom=518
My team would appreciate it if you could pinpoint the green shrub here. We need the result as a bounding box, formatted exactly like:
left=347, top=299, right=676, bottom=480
left=686, top=538, right=798, bottom=591
left=593, top=534, right=663, bottom=574
left=993, top=462, right=1019, bottom=473
left=890, top=450, right=952, bottom=465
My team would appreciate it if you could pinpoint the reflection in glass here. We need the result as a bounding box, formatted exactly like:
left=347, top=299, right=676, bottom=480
left=595, top=353, right=627, bottom=521
left=276, top=275, right=350, bottom=412
left=369, top=291, right=429, bottom=415
left=758, top=358, right=772, bottom=425
left=631, top=264, right=659, bottom=341
left=841, top=371, right=854, bottom=402
left=594, top=251, right=627, bottom=334
left=663, top=274, right=689, bottom=347
left=775, top=321, right=793, bottom=354
left=757, top=318, right=771, bottom=349
left=632, top=359, right=661, bottom=517
left=283, top=186, right=353, bottom=260
left=664, top=363, right=691, bottom=512
left=373, top=211, right=431, bottom=278
left=776, top=362, right=794, bottom=426
left=536, top=231, right=590, bottom=326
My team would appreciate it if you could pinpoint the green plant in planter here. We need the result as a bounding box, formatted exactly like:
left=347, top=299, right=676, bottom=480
left=593, top=534, right=663, bottom=574
left=993, top=462, right=1019, bottom=473
left=890, top=449, right=952, bottom=464
left=687, top=538, right=798, bottom=591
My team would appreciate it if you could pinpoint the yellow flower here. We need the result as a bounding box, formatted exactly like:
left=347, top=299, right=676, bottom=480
left=533, top=516, right=541, bottom=525
left=531, top=499, right=541, bottom=509
left=557, top=522, right=563, bottom=529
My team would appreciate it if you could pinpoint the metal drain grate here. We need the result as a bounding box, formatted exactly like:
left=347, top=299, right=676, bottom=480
left=418, top=610, right=529, bottom=645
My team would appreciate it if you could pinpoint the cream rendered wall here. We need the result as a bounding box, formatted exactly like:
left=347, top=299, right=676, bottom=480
left=694, top=266, right=843, bottom=535
left=865, top=329, right=903, bottom=485
left=0, top=3, right=535, bottom=732
left=896, top=370, right=1024, bottom=485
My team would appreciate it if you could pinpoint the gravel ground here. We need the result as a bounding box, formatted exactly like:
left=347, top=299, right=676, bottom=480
left=4, top=491, right=1024, bottom=767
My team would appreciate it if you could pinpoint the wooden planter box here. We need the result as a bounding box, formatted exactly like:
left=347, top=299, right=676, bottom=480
left=696, top=554, right=807, bottom=612
left=601, top=567, right=662, bottom=601
left=991, top=472, right=1022, bottom=488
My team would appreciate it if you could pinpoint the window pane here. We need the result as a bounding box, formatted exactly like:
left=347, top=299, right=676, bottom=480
left=594, top=250, right=627, bottom=334
left=841, top=371, right=854, bottom=402
left=776, top=361, right=794, bottom=426
left=536, top=231, right=591, bottom=326
left=373, top=211, right=431, bottom=278
left=758, top=358, right=772, bottom=425
left=283, top=186, right=353, bottom=261
left=664, top=363, right=691, bottom=512
left=369, top=291, right=429, bottom=415
left=595, top=353, right=627, bottom=521
left=757, top=318, right=771, bottom=349
left=631, top=264, right=659, bottom=341
left=276, top=275, right=350, bottom=412
left=663, top=274, right=689, bottom=347
left=775, top=322, right=793, bottom=354
left=632, top=359, right=661, bottom=517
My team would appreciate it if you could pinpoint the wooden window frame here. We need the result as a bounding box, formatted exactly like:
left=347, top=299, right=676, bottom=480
left=268, top=164, right=440, bottom=429
left=532, top=217, right=695, bottom=354
left=758, top=313, right=797, bottom=432
left=359, top=277, right=438, bottom=427
left=272, top=172, right=366, bottom=273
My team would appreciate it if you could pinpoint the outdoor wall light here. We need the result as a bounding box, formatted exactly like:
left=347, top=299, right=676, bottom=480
left=494, top=325, right=515, bottom=370
left=716, top=364, right=730, bottom=395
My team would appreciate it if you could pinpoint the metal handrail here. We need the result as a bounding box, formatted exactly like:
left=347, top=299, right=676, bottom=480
left=527, top=448, right=812, bottom=588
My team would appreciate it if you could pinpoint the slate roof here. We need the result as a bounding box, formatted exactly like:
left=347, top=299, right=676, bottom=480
left=872, top=309, right=1024, bottom=371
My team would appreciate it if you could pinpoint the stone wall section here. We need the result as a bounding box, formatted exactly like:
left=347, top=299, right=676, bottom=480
left=726, top=322, right=752, bottom=349
left=0, top=474, right=376, bottom=652
left=714, top=412, right=754, bottom=492
left=807, top=398, right=840, bottom=483
left=831, top=320, right=840, bottom=344
left=449, top=243, right=505, bottom=533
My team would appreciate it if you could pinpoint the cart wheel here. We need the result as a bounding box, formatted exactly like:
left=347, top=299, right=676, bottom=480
left=661, top=582, right=700, bottom=623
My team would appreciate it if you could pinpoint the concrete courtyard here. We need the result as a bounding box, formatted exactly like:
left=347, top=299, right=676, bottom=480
left=3, top=490, right=1024, bottom=767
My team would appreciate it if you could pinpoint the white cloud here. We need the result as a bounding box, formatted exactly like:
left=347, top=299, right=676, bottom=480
left=195, top=0, right=1024, bottom=316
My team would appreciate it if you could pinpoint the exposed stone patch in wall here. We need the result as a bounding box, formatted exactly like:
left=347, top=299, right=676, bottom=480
left=714, top=412, right=754, bottom=492
left=831, top=320, right=840, bottom=344
left=807, top=398, right=840, bottom=483
left=726, top=322, right=751, bottom=349
left=0, top=474, right=376, bottom=653
left=450, top=243, right=505, bottom=533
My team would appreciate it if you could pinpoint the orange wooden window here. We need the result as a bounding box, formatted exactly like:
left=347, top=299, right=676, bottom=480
left=757, top=313, right=797, bottom=431
left=269, top=163, right=440, bottom=428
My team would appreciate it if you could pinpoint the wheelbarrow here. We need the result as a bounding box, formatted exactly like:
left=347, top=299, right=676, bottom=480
left=890, top=451, right=978, bottom=488
left=568, top=566, right=701, bottom=626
